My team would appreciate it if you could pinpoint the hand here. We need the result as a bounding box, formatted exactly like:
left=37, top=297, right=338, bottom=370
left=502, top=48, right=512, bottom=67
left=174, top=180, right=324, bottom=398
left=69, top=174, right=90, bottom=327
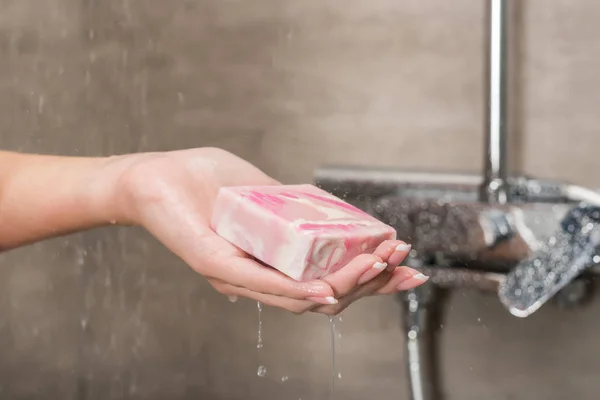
left=114, top=147, right=428, bottom=315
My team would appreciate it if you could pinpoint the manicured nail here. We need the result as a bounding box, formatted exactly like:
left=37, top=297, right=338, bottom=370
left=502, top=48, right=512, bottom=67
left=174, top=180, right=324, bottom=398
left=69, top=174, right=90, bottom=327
left=358, top=261, right=388, bottom=285
left=307, top=296, right=339, bottom=305
left=396, top=243, right=412, bottom=252
left=396, top=273, right=429, bottom=291
left=374, top=261, right=387, bottom=269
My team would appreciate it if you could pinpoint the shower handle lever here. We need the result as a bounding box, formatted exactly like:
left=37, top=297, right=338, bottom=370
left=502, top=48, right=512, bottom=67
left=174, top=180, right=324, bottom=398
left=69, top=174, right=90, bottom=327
left=498, top=204, right=600, bottom=317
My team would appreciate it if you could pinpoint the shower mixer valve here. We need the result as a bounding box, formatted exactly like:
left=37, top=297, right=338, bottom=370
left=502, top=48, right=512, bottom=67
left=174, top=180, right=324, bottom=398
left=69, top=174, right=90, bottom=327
left=315, top=167, right=600, bottom=315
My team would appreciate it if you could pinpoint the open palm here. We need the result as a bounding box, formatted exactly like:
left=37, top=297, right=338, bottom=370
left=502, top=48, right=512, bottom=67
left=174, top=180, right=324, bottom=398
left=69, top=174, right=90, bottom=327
left=118, top=147, right=427, bottom=315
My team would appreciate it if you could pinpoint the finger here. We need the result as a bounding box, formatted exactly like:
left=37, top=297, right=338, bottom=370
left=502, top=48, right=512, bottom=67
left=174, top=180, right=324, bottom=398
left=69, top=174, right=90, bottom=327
left=214, top=256, right=335, bottom=300
left=371, top=240, right=412, bottom=271
left=209, top=274, right=338, bottom=306
left=371, top=239, right=401, bottom=259
left=209, top=280, right=315, bottom=314
left=190, top=233, right=336, bottom=301
left=387, top=242, right=412, bottom=269
left=375, top=266, right=429, bottom=294
left=313, top=272, right=392, bottom=315
left=308, top=240, right=413, bottom=314
left=320, top=253, right=387, bottom=298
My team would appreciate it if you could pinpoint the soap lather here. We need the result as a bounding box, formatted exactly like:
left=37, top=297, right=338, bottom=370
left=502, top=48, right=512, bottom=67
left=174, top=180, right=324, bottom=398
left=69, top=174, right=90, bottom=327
left=211, top=184, right=397, bottom=281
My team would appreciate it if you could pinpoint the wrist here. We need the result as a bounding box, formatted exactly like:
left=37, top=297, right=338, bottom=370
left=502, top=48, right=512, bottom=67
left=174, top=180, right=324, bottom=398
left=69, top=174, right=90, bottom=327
left=91, top=153, right=152, bottom=226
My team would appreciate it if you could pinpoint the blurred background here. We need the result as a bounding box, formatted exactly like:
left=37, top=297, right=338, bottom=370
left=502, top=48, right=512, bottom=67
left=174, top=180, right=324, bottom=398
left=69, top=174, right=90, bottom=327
left=1, top=0, right=599, bottom=399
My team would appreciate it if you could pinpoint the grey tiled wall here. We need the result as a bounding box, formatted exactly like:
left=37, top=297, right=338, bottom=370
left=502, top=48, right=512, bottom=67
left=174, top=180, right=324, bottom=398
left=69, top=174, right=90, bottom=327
left=1, top=1, right=599, bottom=399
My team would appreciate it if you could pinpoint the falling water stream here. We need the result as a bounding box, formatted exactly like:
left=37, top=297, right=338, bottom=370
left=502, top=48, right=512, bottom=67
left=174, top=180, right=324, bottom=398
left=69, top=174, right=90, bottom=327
left=329, top=315, right=343, bottom=399
left=329, top=316, right=337, bottom=398
left=254, top=301, right=343, bottom=399
left=256, top=301, right=263, bottom=350
left=256, top=302, right=266, bottom=377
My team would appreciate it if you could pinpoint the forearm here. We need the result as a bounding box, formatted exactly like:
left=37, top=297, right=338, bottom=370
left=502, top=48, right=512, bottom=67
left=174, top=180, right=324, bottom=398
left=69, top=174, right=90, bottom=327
left=0, top=151, right=128, bottom=250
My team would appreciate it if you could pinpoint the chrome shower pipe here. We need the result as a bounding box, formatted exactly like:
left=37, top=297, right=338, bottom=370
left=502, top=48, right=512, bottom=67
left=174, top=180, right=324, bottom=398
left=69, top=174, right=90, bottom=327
left=481, top=0, right=509, bottom=204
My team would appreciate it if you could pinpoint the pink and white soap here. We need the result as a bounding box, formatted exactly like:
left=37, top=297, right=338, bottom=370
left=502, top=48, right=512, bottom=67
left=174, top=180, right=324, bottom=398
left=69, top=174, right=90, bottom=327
left=210, top=184, right=397, bottom=281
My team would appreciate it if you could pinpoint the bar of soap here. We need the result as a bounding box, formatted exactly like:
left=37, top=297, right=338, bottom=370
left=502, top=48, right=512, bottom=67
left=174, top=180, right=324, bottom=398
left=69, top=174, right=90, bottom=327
left=210, top=184, right=396, bottom=281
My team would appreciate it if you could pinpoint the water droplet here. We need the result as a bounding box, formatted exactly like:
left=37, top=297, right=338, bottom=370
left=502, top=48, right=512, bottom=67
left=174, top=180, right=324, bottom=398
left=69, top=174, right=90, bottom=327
left=228, top=295, right=238, bottom=303
left=337, top=372, right=342, bottom=379
left=281, top=376, right=288, bottom=382
left=586, top=222, right=595, bottom=232
left=257, top=366, right=267, bottom=377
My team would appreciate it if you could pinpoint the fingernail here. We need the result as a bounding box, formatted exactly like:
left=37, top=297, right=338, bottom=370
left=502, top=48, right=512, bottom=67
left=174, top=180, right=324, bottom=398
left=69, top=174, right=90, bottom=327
left=358, top=261, right=388, bottom=285
left=374, top=261, right=387, bottom=269
left=307, top=296, right=338, bottom=305
left=396, top=273, right=429, bottom=291
left=395, top=243, right=412, bottom=252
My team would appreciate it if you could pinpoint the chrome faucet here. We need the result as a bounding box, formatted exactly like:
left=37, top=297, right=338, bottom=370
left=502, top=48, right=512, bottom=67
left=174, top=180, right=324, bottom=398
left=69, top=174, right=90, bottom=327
left=313, top=1, right=600, bottom=399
